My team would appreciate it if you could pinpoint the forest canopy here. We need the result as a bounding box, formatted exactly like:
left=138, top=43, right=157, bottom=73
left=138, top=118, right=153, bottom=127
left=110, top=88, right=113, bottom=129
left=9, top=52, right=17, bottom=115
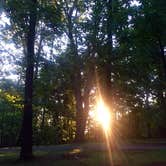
left=0, top=0, right=166, bottom=160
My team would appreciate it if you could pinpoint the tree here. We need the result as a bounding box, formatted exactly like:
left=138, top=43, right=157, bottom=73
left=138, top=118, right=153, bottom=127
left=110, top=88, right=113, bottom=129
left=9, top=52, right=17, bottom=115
left=5, top=0, right=63, bottom=158
left=5, top=0, right=38, bottom=160
left=19, top=0, right=37, bottom=160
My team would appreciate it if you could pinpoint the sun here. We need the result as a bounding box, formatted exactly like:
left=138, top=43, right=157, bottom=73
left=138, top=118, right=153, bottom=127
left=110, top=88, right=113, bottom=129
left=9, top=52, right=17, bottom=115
left=95, top=98, right=111, bottom=132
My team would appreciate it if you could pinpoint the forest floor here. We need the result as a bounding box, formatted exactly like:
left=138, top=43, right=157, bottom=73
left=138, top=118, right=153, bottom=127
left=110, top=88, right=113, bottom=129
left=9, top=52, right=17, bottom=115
left=0, top=141, right=166, bottom=166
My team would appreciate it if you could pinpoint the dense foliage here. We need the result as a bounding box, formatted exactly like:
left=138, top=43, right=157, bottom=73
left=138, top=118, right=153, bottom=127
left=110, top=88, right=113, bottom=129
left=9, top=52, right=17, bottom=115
left=0, top=0, right=166, bottom=152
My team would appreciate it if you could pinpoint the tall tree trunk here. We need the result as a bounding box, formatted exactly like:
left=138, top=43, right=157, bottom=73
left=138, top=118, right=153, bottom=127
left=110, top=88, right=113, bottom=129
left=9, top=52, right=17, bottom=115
left=66, top=9, right=85, bottom=142
left=157, top=37, right=166, bottom=112
left=101, top=0, right=113, bottom=107
left=145, top=91, right=152, bottom=138
left=75, top=72, right=93, bottom=142
left=63, top=0, right=92, bottom=142
left=73, top=72, right=84, bottom=142
left=158, top=37, right=166, bottom=79
left=69, top=38, right=84, bottom=142
left=20, top=0, right=37, bottom=160
left=41, top=108, right=46, bottom=130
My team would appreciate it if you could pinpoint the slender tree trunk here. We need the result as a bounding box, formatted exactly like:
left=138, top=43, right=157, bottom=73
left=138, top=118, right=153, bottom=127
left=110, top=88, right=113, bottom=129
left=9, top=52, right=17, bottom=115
left=156, top=38, right=166, bottom=113
left=81, top=92, right=90, bottom=141
left=67, top=13, right=85, bottom=142
left=102, top=0, right=114, bottom=107
left=74, top=50, right=94, bottom=142
left=34, top=35, right=43, bottom=80
left=74, top=80, right=92, bottom=142
left=63, top=1, right=92, bottom=142
left=41, top=108, right=46, bottom=130
left=145, top=91, right=152, bottom=138
left=73, top=73, right=84, bottom=142
left=158, top=37, right=166, bottom=79
left=0, top=112, right=4, bottom=146
left=20, top=0, right=37, bottom=160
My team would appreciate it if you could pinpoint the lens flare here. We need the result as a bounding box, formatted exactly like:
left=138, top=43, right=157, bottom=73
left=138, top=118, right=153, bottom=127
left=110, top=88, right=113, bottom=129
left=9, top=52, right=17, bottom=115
left=95, top=97, right=113, bottom=165
left=96, top=98, right=111, bottom=132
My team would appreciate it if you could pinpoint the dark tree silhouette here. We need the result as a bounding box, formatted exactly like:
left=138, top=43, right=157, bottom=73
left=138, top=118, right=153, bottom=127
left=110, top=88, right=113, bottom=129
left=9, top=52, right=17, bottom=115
left=20, top=0, right=37, bottom=160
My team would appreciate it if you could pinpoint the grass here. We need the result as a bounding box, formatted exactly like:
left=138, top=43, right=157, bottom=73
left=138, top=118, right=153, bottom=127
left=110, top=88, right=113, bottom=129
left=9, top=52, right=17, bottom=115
left=125, top=138, right=166, bottom=144
left=0, top=145, right=166, bottom=166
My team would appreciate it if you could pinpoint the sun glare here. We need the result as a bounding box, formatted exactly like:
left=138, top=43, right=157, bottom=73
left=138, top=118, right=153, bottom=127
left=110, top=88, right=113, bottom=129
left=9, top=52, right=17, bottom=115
left=94, top=97, right=114, bottom=166
left=95, top=98, right=111, bottom=132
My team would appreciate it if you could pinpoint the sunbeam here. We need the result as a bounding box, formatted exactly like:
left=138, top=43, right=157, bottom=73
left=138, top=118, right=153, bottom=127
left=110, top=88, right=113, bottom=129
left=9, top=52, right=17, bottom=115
left=94, top=95, right=114, bottom=165
left=95, top=98, right=111, bottom=133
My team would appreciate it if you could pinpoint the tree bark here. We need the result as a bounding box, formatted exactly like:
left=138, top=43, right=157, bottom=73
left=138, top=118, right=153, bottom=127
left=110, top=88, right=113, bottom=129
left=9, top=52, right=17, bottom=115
left=101, top=0, right=114, bottom=107
left=20, top=0, right=37, bottom=160
left=73, top=73, right=84, bottom=142
left=34, top=35, right=43, bottom=80
left=65, top=5, right=85, bottom=142
left=158, top=37, right=166, bottom=80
